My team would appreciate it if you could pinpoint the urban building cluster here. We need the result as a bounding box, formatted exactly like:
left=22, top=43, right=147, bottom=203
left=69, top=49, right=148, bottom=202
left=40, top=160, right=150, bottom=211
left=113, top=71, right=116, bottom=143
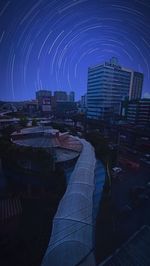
left=35, top=90, right=77, bottom=118
left=0, top=57, right=149, bottom=126
left=0, top=57, right=150, bottom=266
left=0, top=90, right=76, bottom=119
left=86, top=57, right=149, bottom=124
left=36, top=90, right=75, bottom=113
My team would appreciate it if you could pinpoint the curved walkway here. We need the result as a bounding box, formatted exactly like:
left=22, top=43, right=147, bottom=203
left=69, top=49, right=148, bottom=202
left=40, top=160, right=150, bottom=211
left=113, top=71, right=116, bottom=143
left=41, top=139, right=97, bottom=266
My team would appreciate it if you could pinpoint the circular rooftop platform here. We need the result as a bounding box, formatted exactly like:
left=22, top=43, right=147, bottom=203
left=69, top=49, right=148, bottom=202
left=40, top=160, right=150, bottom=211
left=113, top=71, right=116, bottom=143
left=11, top=126, right=59, bottom=136
left=11, top=126, right=82, bottom=163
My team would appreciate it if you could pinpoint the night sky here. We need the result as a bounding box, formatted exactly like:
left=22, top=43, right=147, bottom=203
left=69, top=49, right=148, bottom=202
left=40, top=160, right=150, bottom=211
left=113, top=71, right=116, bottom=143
left=0, top=0, right=150, bottom=101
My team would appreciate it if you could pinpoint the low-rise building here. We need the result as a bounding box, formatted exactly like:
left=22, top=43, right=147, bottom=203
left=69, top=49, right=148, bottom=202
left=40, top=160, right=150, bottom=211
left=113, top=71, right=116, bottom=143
left=36, top=90, right=52, bottom=113
left=11, top=126, right=82, bottom=165
left=121, top=98, right=150, bottom=125
left=54, top=91, right=68, bottom=102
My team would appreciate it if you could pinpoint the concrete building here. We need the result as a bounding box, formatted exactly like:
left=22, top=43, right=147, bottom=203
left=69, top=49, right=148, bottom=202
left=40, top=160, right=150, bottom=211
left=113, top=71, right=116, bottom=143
left=24, top=100, right=38, bottom=116
left=79, top=94, right=87, bottom=113
left=68, top=91, right=75, bottom=102
left=11, top=127, right=106, bottom=266
left=81, top=94, right=87, bottom=108
left=129, top=71, right=143, bottom=100
left=11, top=126, right=82, bottom=165
left=54, top=91, right=68, bottom=102
left=123, top=98, right=150, bottom=125
left=87, top=57, right=143, bottom=121
left=54, top=101, right=77, bottom=118
left=36, top=90, right=52, bottom=113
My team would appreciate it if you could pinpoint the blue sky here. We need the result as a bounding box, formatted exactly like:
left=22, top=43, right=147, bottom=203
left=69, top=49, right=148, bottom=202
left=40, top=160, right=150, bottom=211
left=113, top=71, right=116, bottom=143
left=0, top=0, right=150, bottom=101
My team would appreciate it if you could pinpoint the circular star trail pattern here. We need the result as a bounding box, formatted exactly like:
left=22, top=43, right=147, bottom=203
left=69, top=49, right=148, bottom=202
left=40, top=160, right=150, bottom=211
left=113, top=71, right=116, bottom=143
left=0, top=0, right=150, bottom=101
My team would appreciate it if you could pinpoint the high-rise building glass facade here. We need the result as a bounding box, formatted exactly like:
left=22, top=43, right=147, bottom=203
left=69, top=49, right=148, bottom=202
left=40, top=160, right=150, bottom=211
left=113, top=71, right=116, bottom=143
left=87, top=57, right=143, bottom=120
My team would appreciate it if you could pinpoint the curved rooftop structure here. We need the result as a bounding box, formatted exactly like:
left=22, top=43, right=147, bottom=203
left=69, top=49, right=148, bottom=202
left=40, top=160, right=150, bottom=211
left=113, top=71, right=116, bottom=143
left=41, top=138, right=97, bottom=266
left=11, top=126, right=82, bottom=163
left=11, top=126, right=59, bottom=136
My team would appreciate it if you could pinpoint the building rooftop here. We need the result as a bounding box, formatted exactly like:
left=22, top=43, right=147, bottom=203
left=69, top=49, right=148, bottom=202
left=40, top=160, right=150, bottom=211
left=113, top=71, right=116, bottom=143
left=11, top=126, right=83, bottom=163
left=11, top=126, right=59, bottom=136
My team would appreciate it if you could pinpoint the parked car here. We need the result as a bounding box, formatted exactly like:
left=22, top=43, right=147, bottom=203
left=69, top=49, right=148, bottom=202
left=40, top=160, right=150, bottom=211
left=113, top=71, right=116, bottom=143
left=112, top=167, right=122, bottom=174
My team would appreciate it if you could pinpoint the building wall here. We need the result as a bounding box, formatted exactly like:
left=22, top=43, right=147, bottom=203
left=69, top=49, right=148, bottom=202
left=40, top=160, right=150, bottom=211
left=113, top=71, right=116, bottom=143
left=129, top=72, right=143, bottom=100
left=54, top=91, right=68, bottom=102
left=126, top=103, right=138, bottom=123
left=126, top=99, right=150, bottom=125
left=81, top=94, right=87, bottom=108
left=54, top=101, right=77, bottom=117
left=138, top=99, right=150, bottom=124
left=36, top=90, right=52, bottom=112
left=87, top=58, right=143, bottom=121
left=87, top=58, right=131, bottom=120
left=68, top=91, right=75, bottom=102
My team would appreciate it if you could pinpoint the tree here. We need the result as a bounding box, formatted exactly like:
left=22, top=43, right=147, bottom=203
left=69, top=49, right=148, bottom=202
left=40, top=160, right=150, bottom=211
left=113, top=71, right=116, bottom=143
left=19, top=116, right=28, bottom=127
left=32, top=118, right=37, bottom=127
left=85, top=131, right=109, bottom=163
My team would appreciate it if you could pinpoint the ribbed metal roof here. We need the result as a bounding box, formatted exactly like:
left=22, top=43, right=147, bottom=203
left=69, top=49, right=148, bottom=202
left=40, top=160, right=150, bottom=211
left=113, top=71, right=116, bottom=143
left=41, top=139, right=96, bottom=266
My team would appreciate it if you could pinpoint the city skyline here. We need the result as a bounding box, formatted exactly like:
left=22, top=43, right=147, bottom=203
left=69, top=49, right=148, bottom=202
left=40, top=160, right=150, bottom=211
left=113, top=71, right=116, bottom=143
left=0, top=0, right=150, bottom=101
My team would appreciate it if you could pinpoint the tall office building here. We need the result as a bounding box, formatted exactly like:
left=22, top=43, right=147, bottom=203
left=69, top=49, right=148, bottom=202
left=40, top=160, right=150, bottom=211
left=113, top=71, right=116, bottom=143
left=87, top=57, right=143, bottom=120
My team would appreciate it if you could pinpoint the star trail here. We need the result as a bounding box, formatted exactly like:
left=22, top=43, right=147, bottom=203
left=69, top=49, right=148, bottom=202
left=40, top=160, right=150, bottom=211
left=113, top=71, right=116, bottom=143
left=0, top=0, right=150, bottom=101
